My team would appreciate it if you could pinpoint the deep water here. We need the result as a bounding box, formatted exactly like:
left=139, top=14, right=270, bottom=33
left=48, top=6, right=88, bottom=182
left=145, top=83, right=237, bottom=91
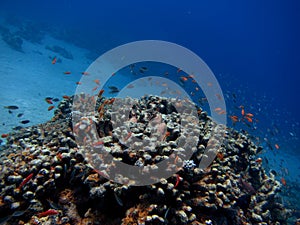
left=0, top=0, right=299, bottom=223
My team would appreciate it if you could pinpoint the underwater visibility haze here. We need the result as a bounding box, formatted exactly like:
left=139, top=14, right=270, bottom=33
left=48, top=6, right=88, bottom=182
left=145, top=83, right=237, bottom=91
left=0, top=0, right=299, bottom=224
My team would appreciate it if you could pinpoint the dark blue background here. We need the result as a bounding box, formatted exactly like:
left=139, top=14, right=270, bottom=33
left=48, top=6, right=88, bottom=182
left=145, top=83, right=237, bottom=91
left=1, top=0, right=299, bottom=117
left=1, top=0, right=299, bottom=127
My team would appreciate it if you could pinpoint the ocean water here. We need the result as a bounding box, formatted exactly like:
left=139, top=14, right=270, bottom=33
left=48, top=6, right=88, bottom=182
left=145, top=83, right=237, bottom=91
left=0, top=0, right=299, bottom=223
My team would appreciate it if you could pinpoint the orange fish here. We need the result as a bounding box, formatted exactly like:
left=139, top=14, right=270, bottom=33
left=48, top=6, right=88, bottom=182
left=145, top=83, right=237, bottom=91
left=48, top=105, right=55, bottom=111
left=241, top=108, right=245, bottom=116
left=281, top=177, right=286, bottom=186
left=207, top=82, right=213, bottom=87
left=76, top=82, right=82, bottom=85
left=51, top=57, right=57, bottom=64
left=239, top=105, right=245, bottom=116
left=230, top=115, right=239, bottom=123
left=214, top=107, right=222, bottom=112
left=81, top=72, right=89, bottom=75
left=1, top=133, right=9, bottom=138
left=97, top=104, right=105, bottom=113
left=98, top=89, right=104, bottom=97
left=64, top=71, right=71, bottom=75
left=275, top=144, right=280, bottom=149
left=94, top=79, right=100, bottom=85
left=218, top=110, right=226, bottom=115
left=245, top=116, right=253, bottom=123
left=246, top=113, right=254, bottom=117
left=108, top=98, right=115, bottom=104
left=180, top=76, right=188, bottom=82
left=92, top=86, right=98, bottom=91
left=62, top=95, right=70, bottom=100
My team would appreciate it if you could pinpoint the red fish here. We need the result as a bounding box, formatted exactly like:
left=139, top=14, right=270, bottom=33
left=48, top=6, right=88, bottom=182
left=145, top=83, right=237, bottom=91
left=216, top=152, right=224, bottom=161
left=246, top=113, right=254, bottom=117
left=163, top=131, right=171, bottom=141
left=92, top=86, right=98, bottom=91
left=255, top=158, right=262, bottom=163
left=38, top=209, right=59, bottom=217
left=51, top=57, right=57, bottom=64
left=124, top=132, right=132, bottom=142
left=62, top=95, right=70, bottom=100
left=94, top=79, right=100, bottom=85
left=174, top=174, right=181, bottom=188
left=98, top=89, right=104, bottom=97
left=18, top=173, right=34, bottom=189
left=107, top=98, right=115, bottom=104
left=230, top=115, right=239, bottom=123
left=48, top=106, right=55, bottom=111
left=64, top=71, right=71, bottom=75
left=1, top=133, right=9, bottom=138
left=275, top=144, right=280, bottom=149
left=76, top=82, right=82, bottom=85
left=281, top=177, right=286, bottom=186
left=56, top=153, right=62, bottom=161
left=218, top=110, right=226, bottom=115
left=93, top=141, right=104, bottom=147
left=45, top=99, right=53, bottom=104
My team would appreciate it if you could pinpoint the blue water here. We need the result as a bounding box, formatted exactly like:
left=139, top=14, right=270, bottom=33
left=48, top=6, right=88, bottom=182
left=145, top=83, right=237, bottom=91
left=0, top=0, right=299, bottom=214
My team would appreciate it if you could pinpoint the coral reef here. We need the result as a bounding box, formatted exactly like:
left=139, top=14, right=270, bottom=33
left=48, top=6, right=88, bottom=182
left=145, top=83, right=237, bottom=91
left=0, top=95, right=292, bottom=224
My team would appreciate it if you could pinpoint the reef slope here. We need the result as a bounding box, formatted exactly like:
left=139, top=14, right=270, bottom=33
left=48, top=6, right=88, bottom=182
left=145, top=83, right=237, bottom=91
left=0, top=95, right=290, bottom=225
